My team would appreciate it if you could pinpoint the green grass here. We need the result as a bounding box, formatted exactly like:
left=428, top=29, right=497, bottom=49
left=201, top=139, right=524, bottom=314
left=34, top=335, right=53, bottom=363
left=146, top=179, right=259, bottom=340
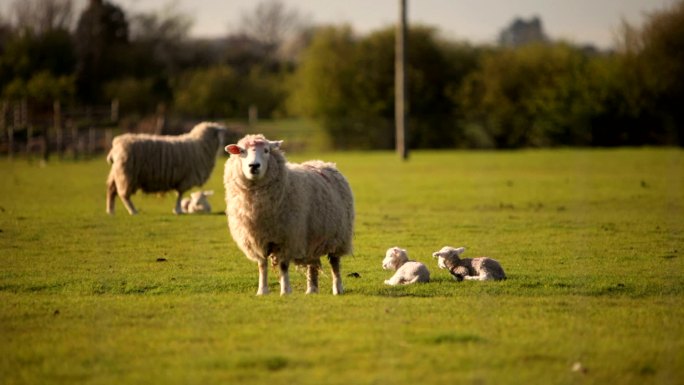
left=1, top=148, right=683, bottom=385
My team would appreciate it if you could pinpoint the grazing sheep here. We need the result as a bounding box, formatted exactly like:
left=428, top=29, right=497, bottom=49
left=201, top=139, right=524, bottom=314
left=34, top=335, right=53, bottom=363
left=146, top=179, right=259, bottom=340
left=181, top=190, right=214, bottom=214
left=223, top=134, right=354, bottom=296
left=382, top=247, right=430, bottom=285
left=106, top=122, right=225, bottom=215
left=432, top=246, right=507, bottom=281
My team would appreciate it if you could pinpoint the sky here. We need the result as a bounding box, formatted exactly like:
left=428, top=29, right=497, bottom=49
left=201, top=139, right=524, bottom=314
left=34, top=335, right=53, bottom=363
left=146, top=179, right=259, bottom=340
left=3, top=0, right=679, bottom=49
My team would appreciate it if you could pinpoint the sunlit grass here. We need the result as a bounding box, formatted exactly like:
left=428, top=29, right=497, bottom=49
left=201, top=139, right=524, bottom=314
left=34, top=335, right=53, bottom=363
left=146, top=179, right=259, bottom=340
left=0, top=148, right=682, bottom=384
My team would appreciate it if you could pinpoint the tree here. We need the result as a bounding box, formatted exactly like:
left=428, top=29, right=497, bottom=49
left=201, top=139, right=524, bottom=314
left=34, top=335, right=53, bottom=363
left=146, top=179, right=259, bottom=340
left=74, top=0, right=129, bottom=103
left=128, top=3, right=193, bottom=76
left=9, top=0, right=74, bottom=35
left=615, top=0, right=684, bottom=145
left=236, top=0, right=307, bottom=53
left=459, top=43, right=597, bottom=148
left=288, top=25, right=477, bottom=149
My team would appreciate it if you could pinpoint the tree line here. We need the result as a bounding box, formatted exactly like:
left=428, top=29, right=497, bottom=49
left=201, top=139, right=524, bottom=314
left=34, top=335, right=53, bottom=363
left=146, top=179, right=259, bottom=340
left=1, top=0, right=682, bottom=149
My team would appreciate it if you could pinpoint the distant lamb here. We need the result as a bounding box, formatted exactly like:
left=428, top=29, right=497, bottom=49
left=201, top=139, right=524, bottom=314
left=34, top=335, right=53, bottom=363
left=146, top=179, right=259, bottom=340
left=432, top=246, right=507, bottom=281
left=382, top=247, right=430, bottom=285
left=181, top=190, right=214, bottom=214
left=223, top=134, right=354, bottom=295
left=106, top=122, right=225, bottom=215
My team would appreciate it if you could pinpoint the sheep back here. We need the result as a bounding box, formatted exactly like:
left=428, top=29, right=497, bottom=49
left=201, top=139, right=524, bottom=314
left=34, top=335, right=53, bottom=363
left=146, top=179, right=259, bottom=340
left=394, top=261, right=430, bottom=284
left=107, top=122, right=223, bottom=196
left=462, top=257, right=507, bottom=280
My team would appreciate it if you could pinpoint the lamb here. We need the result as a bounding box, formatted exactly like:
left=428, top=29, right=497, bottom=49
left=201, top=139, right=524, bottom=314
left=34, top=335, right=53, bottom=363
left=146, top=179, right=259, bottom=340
left=180, top=190, right=214, bottom=214
left=432, top=246, right=507, bottom=281
left=106, top=122, right=225, bottom=215
left=223, top=134, right=354, bottom=296
left=382, top=247, right=430, bottom=285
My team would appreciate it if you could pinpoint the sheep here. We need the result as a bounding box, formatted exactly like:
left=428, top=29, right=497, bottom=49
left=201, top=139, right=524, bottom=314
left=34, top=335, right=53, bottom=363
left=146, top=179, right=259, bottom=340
left=382, top=247, right=430, bottom=285
left=432, top=246, right=507, bottom=281
left=180, top=190, right=214, bottom=214
left=223, top=134, right=354, bottom=296
left=106, top=122, right=225, bottom=215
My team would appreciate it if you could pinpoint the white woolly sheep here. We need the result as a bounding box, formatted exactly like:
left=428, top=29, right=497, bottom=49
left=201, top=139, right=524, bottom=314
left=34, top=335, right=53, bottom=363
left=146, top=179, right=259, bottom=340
left=382, top=247, right=430, bottom=285
left=106, top=122, right=225, bottom=215
left=180, top=190, right=214, bottom=214
left=432, top=246, right=507, bottom=281
left=223, top=134, right=354, bottom=295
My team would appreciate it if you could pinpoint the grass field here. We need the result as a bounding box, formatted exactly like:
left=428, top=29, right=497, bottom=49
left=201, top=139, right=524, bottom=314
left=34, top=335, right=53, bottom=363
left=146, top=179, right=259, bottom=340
left=1, top=147, right=683, bottom=385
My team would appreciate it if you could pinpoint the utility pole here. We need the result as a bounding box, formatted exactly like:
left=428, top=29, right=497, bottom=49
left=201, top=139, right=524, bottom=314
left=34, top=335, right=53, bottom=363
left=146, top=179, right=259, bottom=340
left=395, top=0, right=408, bottom=160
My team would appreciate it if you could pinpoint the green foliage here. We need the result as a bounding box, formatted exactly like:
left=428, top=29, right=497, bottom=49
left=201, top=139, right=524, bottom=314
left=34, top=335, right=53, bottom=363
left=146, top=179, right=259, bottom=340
left=288, top=25, right=479, bottom=149
left=1, top=1, right=683, bottom=148
left=614, top=1, right=684, bottom=145
left=460, top=43, right=594, bottom=147
left=173, top=66, right=285, bottom=119
left=104, top=77, right=170, bottom=114
left=0, top=149, right=683, bottom=384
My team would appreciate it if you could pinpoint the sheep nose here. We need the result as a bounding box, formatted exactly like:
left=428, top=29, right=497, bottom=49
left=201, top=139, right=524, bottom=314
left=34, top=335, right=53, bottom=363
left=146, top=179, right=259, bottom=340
left=248, top=163, right=260, bottom=174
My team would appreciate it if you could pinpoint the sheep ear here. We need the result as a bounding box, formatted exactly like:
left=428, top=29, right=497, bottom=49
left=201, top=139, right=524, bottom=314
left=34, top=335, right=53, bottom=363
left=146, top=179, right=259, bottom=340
left=204, top=190, right=214, bottom=196
left=392, top=247, right=401, bottom=256
left=225, top=144, right=243, bottom=155
left=432, top=252, right=441, bottom=258
left=269, top=140, right=283, bottom=150
left=454, top=247, right=465, bottom=255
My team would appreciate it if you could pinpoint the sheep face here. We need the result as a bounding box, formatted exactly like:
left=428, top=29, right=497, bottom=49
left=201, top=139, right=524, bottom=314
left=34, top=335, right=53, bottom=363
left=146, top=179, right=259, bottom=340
left=382, top=247, right=409, bottom=271
left=432, top=246, right=465, bottom=270
left=225, top=139, right=282, bottom=181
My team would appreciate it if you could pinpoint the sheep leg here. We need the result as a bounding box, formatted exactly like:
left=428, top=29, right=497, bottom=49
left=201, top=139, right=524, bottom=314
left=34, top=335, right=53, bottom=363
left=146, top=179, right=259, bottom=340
left=106, top=179, right=117, bottom=214
left=279, top=261, right=292, bottom=296
left=306, top=265, right=319, bottom=294
left=120, top=194, right=138, bottom=215
left=384, top=272, right=402, bottom=286
left=173, top=191, right=184, bottom=215
left=256, top=259, right=269, bottom=295
left=328, top=254, right=343, bottom=295
left=464, top=274, right=487, bottom=281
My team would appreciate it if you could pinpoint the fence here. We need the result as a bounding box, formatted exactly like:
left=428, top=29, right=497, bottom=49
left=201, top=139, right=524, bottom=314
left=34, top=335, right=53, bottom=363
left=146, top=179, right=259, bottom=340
left=0, top=99, right=120, bottom=160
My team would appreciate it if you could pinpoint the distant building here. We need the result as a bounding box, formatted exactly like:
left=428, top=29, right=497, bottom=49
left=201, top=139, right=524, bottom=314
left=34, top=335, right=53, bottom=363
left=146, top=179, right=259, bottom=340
left=499, top=16, right=549, bottom=47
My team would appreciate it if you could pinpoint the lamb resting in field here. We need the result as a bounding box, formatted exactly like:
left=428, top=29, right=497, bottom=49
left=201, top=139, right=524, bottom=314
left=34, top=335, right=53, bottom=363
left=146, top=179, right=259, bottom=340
left=223, top=134, right=355, bottom=295
left=106, top=122, right=225, bottom=215
left=432, top=246, right=507, bottom=281
left=382, top=247, right=430, bottom=285
left=180, top=190, right=214, bottom=214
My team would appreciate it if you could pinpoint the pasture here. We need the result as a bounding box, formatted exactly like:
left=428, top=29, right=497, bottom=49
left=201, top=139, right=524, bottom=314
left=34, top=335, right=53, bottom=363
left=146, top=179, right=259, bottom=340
left=0, top=148, right=682, bottom=385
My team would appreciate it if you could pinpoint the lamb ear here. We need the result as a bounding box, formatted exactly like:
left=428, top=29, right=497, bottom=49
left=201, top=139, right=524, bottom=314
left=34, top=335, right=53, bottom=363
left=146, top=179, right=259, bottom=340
left=204, top=190, right=214, bottom=196
left=454, top=247, right=466, bottom=255
left=269, top=140, right=283, bottom=150
left=432, top=252, right=441, bottom=258
left=225, top=144, right=243, bottom=155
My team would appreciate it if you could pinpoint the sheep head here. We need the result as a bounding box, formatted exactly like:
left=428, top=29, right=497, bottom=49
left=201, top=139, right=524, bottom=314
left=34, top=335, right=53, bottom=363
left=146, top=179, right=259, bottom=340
left=225, top=135, right=282, bottom=181
left=432, top=246, right=465, bottom=270
left=382, top=247, right=409, bottom=271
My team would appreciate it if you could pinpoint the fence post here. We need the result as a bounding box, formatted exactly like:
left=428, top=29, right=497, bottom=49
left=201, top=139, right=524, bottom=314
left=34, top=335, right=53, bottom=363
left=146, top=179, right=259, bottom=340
left=0, top=101, right=6, bottom=159
left=111, top=98, right=119, bottom=122
left=54, top=100, right=63, bottom=158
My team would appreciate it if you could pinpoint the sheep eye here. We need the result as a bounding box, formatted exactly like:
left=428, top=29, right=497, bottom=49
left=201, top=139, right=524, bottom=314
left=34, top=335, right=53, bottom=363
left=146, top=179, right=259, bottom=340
left=264, top=149, right=269, bottom=154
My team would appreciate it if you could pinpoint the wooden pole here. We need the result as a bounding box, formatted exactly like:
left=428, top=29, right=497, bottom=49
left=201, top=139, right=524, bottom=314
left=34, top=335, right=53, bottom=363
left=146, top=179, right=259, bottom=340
left=54, top=100, right=63, bottom=158
left=395, top=0, right=408, bottom=160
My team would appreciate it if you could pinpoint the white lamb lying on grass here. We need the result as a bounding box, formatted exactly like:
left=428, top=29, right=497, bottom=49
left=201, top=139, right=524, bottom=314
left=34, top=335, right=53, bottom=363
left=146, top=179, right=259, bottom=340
left=382, top=247, right=430, bottom=285
left=432, top=246, right=507, bottom=281
left=181, top=190, right=214, bottom=214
